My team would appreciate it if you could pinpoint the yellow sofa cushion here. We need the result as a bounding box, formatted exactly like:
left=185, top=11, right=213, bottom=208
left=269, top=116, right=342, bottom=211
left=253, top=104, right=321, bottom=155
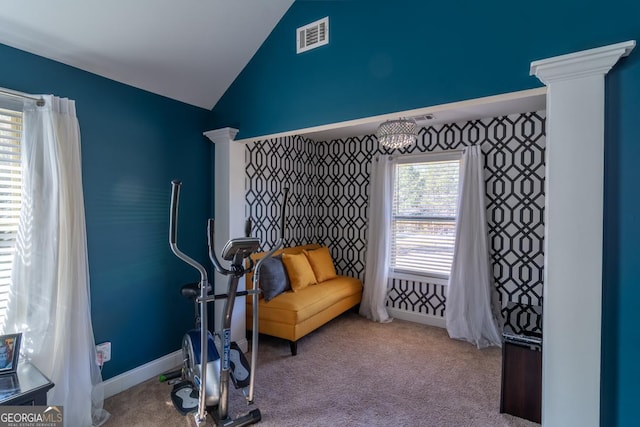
left=282, top=252, right=317, bottom=291
left=303, top=246, right=337, bottom=283
left=246, top=244, right=320, bottom=294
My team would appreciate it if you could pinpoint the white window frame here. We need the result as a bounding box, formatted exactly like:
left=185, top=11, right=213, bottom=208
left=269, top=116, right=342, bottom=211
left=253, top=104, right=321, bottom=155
left=0, top=104, right=22, bottom=329
left=390, top=151, right=462, bottom=281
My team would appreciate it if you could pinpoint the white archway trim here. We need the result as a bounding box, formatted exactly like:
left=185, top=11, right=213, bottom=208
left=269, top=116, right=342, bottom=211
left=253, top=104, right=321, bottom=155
left=530, top=40, right=635, bottom=427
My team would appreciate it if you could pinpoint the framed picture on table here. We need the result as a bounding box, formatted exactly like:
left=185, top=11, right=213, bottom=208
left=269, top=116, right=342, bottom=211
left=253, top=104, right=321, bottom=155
left=0, top=333, right=21, bottom=374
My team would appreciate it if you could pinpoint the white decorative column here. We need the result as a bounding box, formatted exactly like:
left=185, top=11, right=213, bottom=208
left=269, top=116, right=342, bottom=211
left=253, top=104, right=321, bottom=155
left=204, top=127, right=248, bottom=352
left=530, top=40, right=635, bottom=427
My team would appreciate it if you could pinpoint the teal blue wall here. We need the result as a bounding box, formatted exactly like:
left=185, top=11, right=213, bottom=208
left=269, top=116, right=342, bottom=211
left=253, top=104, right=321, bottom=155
left=211, top=0, right=637, bottom=140
left=212, top=1, right=640, bottom=425
left=0, top=43, right=214, bottom=380
left=603, top=55, right=640, bottom=427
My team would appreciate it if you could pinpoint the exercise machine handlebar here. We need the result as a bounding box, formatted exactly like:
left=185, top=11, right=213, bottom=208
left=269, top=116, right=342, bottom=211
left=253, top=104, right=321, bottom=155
left=169, top=180, right=209, bottom=284
left=247, top=186, right=289, bottom=403
left=280, top=187, right=289, bottom=240
left=169, top=179, right=210, bottom=424
left=207, top=219, right=257, bottom=277
left=207, top=218, right=231, bottom=276
left=169, top=181, right=179, bottom=245
left=245, top=218, right=252, bottom=238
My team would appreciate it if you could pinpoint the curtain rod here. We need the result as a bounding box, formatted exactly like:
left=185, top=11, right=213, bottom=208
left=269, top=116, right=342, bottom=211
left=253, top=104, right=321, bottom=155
left=0, top=87, right=45, bottom=107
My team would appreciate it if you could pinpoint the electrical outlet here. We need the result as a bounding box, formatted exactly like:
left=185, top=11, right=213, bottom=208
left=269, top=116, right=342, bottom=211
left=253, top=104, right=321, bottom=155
left=96, top=342, right=111, bottom=365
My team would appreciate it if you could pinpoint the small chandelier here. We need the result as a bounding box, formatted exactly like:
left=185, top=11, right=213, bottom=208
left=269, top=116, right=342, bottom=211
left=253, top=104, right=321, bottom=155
left=376, top=117, right=417, bottom=149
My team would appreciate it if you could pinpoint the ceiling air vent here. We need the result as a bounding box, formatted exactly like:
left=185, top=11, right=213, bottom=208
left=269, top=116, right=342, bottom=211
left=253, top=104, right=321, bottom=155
left=297, top=17, right=329, bottom=54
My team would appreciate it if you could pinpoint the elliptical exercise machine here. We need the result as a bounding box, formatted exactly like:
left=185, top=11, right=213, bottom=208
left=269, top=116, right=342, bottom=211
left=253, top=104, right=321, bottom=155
left=168, top=180, right=288, bottom=426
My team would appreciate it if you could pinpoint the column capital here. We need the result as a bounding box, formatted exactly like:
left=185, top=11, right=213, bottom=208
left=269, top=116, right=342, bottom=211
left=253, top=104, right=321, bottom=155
left=530, top=40, right=635, bottom=85
left=204, top=127, right=239, bottom=144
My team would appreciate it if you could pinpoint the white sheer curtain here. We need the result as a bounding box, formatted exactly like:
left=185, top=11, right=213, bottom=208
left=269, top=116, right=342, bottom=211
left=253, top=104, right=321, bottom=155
left=445, top=145, right=502, bottom=349
left=359, top=155, right=394, bottom=323
left=4, top=96, right=109, bottom=426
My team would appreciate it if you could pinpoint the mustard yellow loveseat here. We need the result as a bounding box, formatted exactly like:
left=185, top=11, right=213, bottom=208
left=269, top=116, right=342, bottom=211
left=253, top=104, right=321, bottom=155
left=246, top=244, right=363, bottom=355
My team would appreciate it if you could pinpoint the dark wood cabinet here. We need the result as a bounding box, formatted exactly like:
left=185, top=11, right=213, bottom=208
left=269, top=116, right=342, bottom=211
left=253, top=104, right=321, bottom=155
left=500, top=340, right=542, bottom=423
left=500, top=302, right=542, bottom=423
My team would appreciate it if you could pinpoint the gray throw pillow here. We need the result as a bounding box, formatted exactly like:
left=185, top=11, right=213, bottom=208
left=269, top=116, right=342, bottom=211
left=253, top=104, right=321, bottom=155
left=259, top=255, right=290, bottom=302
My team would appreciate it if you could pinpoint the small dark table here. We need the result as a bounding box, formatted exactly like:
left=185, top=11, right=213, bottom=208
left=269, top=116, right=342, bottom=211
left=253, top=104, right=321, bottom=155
left=500, top=303, right=542, bottom=423
left=0, top=361, right=54, bottom=406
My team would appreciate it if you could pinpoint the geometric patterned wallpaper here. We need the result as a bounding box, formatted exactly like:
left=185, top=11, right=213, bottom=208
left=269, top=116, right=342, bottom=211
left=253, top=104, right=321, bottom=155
left=245, top=111, right=546, bottom=328
left=483, top=113, right=546, bottom=309
left=245, top=135, right=320, bottom=246
left=387, top=278, right=448, bottom=318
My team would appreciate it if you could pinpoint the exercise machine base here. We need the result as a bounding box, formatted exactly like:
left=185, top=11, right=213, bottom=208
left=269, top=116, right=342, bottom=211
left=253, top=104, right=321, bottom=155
left=211, top=408, right=262, bottom=427
left=171, top=376, right=261, bottom=427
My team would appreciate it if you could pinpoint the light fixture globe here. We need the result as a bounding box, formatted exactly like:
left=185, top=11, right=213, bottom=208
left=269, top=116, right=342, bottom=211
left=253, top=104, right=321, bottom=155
left=376, top=118, right=417, bottom=149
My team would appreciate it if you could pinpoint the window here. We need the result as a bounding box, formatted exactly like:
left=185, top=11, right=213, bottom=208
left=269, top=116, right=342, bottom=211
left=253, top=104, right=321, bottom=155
left=0, top=107, right=22, bottom=328
left=390, top=153, right=460, bottom=278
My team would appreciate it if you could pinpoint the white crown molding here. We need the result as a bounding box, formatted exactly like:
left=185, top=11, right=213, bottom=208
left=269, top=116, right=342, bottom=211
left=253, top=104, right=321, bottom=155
left=204, top=127, right=239, bottom=144
left=530, top=40, right=636, bottom=84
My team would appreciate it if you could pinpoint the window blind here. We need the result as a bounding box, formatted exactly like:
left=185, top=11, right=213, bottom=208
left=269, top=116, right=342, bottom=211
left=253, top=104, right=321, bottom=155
left=0, top=108, right=22, bottom=327
left=391, top=159, right=459, bottom=277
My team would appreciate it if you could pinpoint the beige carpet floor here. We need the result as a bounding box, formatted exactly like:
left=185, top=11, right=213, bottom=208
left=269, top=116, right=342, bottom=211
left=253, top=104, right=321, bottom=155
left=103, top=311, right=540, bottom=427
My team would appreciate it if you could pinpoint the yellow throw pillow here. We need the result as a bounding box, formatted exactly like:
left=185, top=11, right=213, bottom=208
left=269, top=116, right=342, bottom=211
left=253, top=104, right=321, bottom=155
left=281, top=252, right=317, bottom=291
left=303, top=246, right=337, bottom=283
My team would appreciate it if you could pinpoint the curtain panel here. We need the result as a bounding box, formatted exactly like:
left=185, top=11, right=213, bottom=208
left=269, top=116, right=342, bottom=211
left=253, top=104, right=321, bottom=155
left=5, top=96, right=108, bottom=426
left=359, top=155, right=394, bottom=323
left=445, top=145, right=502, bottom=348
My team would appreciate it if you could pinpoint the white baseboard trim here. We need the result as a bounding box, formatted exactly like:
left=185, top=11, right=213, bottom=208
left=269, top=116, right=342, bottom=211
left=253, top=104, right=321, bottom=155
left=387, top=307, right=446, bottom=329
left=102, top=350, right=182, bottom=399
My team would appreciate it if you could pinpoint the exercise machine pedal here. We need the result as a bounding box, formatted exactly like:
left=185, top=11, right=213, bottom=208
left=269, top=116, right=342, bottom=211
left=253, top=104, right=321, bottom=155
left=229, top=342, right=251, bottom=389
left=170, top=380, right=199, bottom=415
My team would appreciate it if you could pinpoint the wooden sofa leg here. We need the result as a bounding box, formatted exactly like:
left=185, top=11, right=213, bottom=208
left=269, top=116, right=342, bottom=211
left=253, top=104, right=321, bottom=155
left=289, top=340, right=298, bottom=356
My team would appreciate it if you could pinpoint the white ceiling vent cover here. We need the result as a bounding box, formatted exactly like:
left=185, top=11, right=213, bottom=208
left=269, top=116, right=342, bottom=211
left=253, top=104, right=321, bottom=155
left=297, top=17, right=329, bottom=54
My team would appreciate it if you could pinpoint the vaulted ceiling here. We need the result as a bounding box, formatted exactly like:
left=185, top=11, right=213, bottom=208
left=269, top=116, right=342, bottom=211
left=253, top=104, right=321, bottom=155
left=0, top=0, right=295, bottom=110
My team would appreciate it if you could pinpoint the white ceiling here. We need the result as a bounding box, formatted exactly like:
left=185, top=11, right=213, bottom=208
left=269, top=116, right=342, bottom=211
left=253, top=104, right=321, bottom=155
left=0, top=0, right=295, bottom=110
